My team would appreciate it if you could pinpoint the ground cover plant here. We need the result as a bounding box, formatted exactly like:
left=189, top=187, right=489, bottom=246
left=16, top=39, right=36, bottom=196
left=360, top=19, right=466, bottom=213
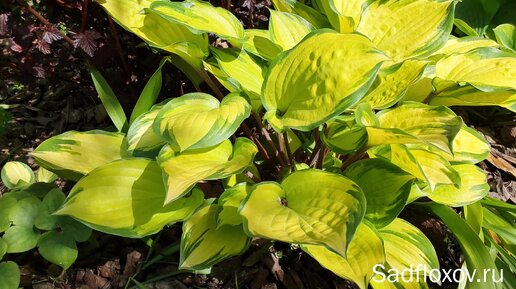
left=0, top=0, right=515, bottom=288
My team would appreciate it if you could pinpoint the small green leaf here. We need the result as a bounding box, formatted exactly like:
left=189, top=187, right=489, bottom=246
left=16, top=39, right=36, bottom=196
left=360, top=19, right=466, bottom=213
left=148, top=0, right=245, bottom=41
left=269, top=10, right=315, bottom=50
left=0, top=261, right=20, bottom=289
left=3, top=226, right=40, bottom=253
left=90, top=67, right=128, bottom=132
left=180, top=204, right=251, bottom=270
left=262, top=30, right=387, bottom=132
left=345, top=158, right=414, bottom=228
left=8, top=195, right=41, bottom=228
left=153, top=93, right=251, bottom=151
left=56, top=159, right=204, bottom=238
left=61, top=218, right=92, bottom=243
left=1, top=161, right=35, bottom=190
left=240, top=169, right=365, bottom=257
left=35, top=188, right=66, bottom=231
left=130, top=59, right=166, bottom=124
left=301, top=222, right=385, bottom=289
left=464, top=201, right=483, bottom=236
left=38, top=231, right=78, bottom=269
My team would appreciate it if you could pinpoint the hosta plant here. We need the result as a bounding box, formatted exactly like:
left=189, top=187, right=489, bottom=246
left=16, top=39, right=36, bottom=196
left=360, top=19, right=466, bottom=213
left=2, top=0, right=516, bottom=288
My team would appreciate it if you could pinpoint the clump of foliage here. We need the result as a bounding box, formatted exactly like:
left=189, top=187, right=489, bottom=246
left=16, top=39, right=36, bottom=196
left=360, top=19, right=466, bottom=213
left=0, top=162, right=91, bottom=287
left=1, top=0, right=515, bottom=288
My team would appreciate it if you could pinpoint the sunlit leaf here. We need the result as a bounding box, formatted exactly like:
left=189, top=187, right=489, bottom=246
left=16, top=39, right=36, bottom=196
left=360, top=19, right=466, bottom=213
left=402, top=77, right=434, bottom=103
left=96, top=0, right=208, bottom=67
left=356, top=0, right=455, bottom=61
left=429, top=85, right=516, bottom=113
left=211, top=48, right=265, bottom=110
left=423, top=164, right=489, bottom=207
left=32, top=130, right=126, bottom=180
left=429, top=125, right=490, bottom=164
left=374, top=102, right=462, bottom=153
left=362, top=60, right=429, bottom=109
left=203, top=59, right=240, bottom=93
left=158, top=138, right=257, bottom=204
left=373, top=144, right=460, bottom=191
left=355, top=103, right=379, bottom=127
left=148, top=0, right=245, bottom=41
left=240, top=169, right=365, bottom=257
left=435, top=47, right=516, bottom=91
left=262, top=30, right=387, bottom=132
left=56, top=159, right=204, bottom=238
left=301, top=222, right=385, bottom=289
left=154, top=93, right=251, bottom=151
left=431, top=36, right=500, bottom=57
left=269, top=10, right=315, bottom=50
left=377, top=218, right=439, bottom=281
